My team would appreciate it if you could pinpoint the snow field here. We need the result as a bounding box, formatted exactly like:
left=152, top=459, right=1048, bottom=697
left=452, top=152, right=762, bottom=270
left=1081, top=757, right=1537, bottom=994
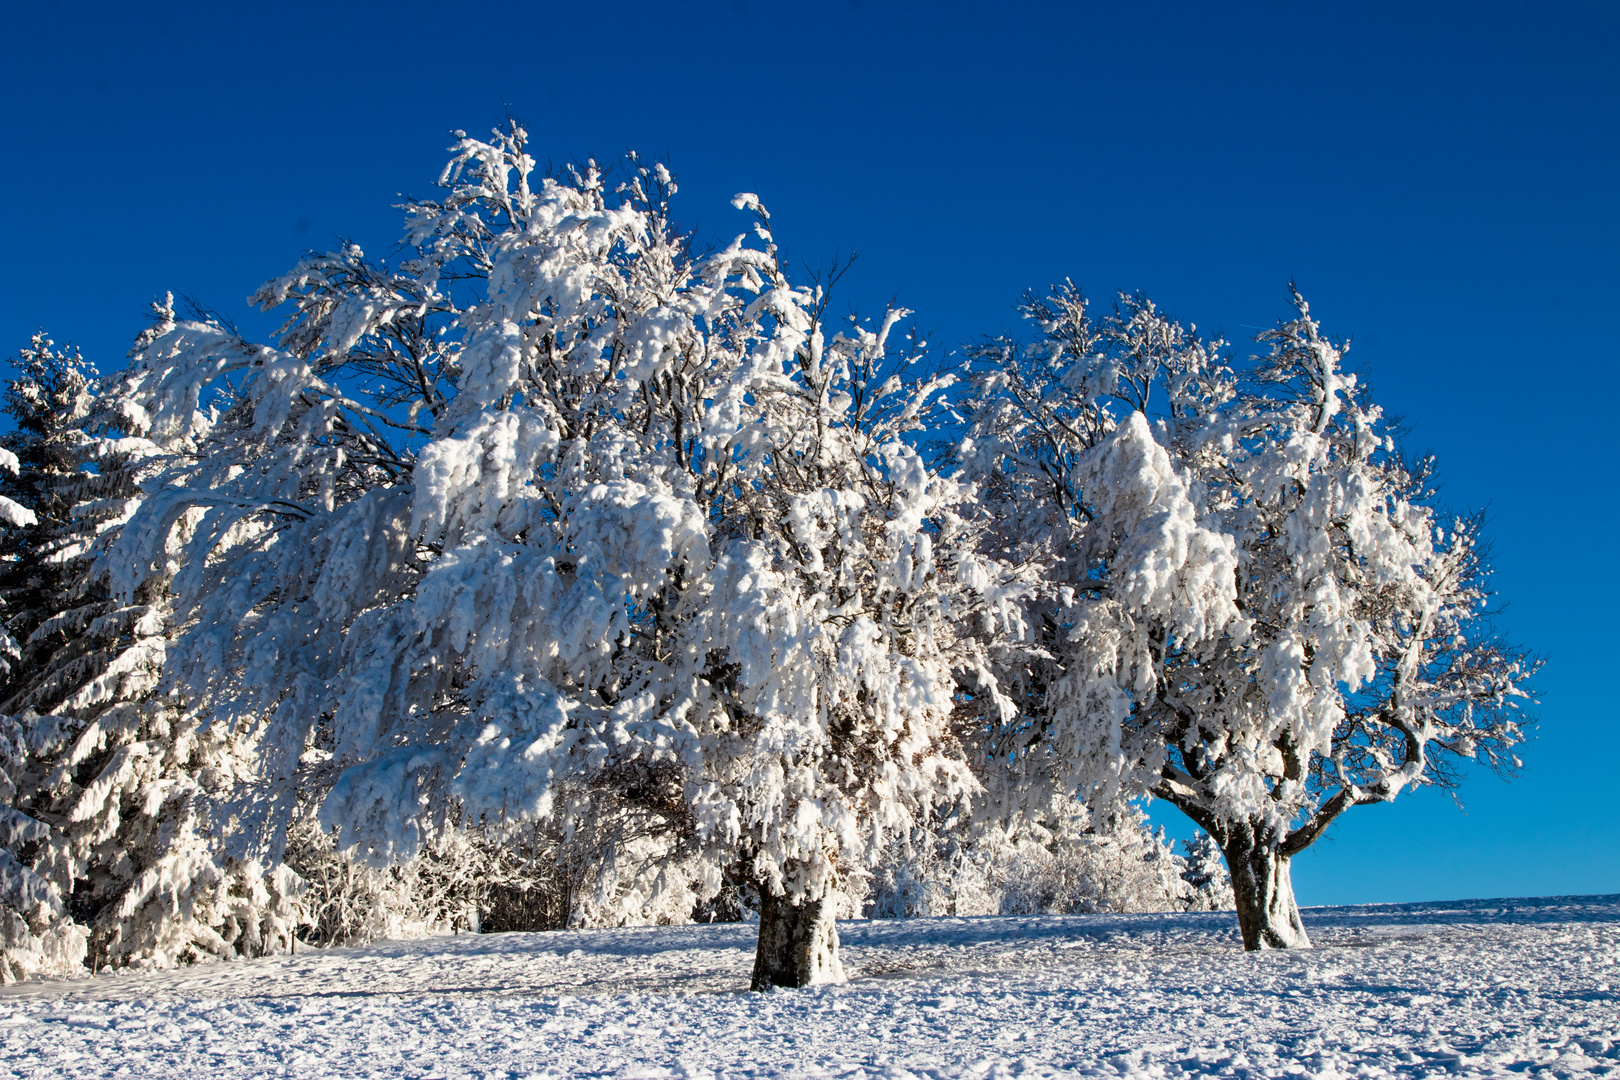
left=0, top=896, right=1614, bottom=1080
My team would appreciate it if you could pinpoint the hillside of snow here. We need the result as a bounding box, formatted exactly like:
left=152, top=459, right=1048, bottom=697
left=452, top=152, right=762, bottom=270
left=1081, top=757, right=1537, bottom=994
left=0, top=895, right=1615, bottom=1079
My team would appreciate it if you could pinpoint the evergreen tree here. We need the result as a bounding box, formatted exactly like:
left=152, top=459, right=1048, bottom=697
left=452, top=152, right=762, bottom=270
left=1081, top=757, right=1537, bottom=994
left=0, top=334, right=97, bottom=979
left=0, top=320, right=302, bottom=978
left=0, top=334, right=96, bottom=697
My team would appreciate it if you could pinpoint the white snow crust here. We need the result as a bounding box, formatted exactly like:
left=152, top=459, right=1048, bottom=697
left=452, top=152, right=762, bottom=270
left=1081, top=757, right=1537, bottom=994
left=0, top=895, right=1614, bottom=1079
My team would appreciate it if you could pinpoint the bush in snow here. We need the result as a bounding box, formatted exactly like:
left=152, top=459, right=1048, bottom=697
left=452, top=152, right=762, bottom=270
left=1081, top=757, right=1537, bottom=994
left=867, top=801, right=1232, bottom=919
left=996, top=804, right=1193, bottom=917
left=865, top=823, right=996, bottom=920
left=287, top=818, right=486, bottom=944
left=1179, top=832, right=1235, bottom=912
left=288, top=767, right=708, bottom=943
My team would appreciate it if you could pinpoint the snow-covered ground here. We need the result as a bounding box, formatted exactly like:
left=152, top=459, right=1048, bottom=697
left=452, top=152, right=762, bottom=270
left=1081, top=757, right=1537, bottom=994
left=0, top=895, right=1614, bottom=1079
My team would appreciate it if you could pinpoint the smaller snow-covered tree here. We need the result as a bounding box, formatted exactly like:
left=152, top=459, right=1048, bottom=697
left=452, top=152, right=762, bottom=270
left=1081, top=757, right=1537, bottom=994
left=0, top=335, right=102, bottom=980
left=964, top=284, right=1536, bottom=950
left=0, top=334, right=97, bottom=701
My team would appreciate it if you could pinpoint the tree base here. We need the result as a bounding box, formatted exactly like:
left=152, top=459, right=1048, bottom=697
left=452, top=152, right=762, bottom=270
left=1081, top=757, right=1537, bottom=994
left=751, top=890, right=845, bottom=990
left=1225, top=831, right=1311, bottom=950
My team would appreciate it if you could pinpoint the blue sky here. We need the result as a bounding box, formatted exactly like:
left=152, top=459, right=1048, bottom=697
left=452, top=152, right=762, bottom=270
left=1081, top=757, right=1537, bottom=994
left=3, top=1, right=1615, bottom=906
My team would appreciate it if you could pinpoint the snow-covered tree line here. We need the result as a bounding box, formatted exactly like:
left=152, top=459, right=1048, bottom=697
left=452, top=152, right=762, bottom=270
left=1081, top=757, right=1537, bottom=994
left=0, top=124, right=1533, bottom=983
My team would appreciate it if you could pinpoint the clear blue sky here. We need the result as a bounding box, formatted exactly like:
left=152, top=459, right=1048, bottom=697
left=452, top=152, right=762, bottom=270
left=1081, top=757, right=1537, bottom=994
left=3, top=1, right=1615, bottom=907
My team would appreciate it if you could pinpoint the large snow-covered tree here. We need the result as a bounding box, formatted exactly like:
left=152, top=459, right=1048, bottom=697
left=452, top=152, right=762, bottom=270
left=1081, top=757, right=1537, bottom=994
left=963, top=284, right=1536, bottom=949
left=103, top=124, right=995, bottom=987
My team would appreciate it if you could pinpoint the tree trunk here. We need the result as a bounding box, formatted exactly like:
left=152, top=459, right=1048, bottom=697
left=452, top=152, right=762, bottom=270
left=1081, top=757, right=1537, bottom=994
left=1224, top=824, right=1311, bottom=950
left=751, top=889, right=845, bottom=990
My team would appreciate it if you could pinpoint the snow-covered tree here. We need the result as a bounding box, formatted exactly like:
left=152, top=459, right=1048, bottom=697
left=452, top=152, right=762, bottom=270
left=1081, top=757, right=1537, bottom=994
left=0, top=335, right=97, bottom=699
left=963, top=284, right=1536, bottom=949
left=1178, top=832, right=1234, bottom=912
left=103, top=124, right=992, bottom=988
left=0, top=323, right=304, bottom=979
left=0, top=335, right=118, bottom=979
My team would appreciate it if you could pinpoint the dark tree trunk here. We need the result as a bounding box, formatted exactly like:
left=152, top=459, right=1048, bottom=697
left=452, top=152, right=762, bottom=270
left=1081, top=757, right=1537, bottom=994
left=1223, top=821, right=1310, bottom=950
left=751, top=889, right=844, bottom=990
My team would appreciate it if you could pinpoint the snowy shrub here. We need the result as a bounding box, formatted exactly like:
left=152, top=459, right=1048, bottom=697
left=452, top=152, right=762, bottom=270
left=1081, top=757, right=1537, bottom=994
left=866, top=824, right=999, bottom=919
left=288, top=820, right=486, bottom=944
left=1180, top=833, right=1236, bottom=912
left=521, top=774, right=708, bottom=931
left=867, top=802, right=1231, bottom=920
left=996, top=805, right=1192, bottom=916
left=287, top=774, right=708, bottom=945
